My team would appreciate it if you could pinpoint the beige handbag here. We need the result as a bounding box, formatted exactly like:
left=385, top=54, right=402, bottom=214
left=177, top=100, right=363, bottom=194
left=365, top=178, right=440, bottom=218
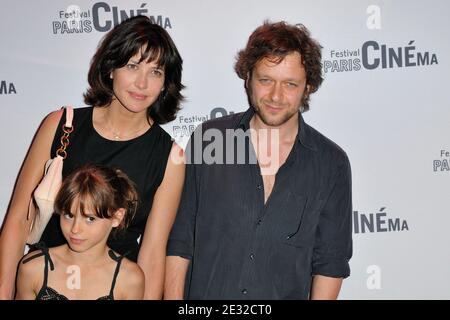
left=26, top=107, right=74, bottom=244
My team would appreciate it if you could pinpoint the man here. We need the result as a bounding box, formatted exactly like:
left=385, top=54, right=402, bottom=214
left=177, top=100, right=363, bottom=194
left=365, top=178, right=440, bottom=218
left=165, top=21, right=352, bottom=300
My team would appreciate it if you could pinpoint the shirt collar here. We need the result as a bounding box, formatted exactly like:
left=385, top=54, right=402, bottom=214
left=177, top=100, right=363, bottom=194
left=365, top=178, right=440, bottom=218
left=236, top=107, right=318, bottom=152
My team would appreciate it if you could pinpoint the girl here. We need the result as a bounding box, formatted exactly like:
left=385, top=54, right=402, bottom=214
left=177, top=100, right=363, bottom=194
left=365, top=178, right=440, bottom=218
left=0, top=15, right=185, bottom=299
left=16, top=164, right=144, bottom=300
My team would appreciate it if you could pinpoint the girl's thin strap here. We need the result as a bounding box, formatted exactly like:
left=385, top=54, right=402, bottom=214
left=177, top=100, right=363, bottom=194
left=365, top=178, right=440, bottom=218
left=107, top=250, right=126, bottom=298
left=22, top=242, right=54, bottom=289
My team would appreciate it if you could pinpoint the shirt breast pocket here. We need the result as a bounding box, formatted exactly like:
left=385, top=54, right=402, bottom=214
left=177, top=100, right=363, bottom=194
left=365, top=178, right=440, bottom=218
left=281, top=191, right=323, bottom=248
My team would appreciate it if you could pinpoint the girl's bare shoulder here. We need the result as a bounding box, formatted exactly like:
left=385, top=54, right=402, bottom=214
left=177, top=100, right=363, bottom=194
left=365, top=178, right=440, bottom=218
left=115, top=257, right=145, bottom=299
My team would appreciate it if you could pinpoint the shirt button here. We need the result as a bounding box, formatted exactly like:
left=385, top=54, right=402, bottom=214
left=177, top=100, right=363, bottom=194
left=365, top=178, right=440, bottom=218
left=242, top=289, right=248, bottom=295
left=249, top=253, right=255, bottom=260
left=256, top=184, right=262, bottom=190
left=256, top=219, right=262, bottom=226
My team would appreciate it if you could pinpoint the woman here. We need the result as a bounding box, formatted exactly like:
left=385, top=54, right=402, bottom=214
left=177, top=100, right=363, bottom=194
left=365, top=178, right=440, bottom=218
left=0, top=15, right=185, bottom=299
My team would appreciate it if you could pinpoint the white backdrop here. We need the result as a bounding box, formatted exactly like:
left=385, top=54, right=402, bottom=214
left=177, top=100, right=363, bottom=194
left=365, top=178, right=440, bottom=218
left=1, top=0, right=449, bottom=299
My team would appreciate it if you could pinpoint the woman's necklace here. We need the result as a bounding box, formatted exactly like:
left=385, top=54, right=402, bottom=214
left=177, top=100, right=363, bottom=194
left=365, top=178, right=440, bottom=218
left=104, top=121, right=152, bottom=141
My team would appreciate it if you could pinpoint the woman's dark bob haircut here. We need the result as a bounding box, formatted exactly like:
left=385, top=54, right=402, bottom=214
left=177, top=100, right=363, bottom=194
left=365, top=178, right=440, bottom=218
left=84, top=15, right=184, bottom=124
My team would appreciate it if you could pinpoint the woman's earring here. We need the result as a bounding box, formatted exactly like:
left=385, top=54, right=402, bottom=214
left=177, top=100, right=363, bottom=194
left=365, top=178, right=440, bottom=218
left=110, top=73, right=113, bottom=79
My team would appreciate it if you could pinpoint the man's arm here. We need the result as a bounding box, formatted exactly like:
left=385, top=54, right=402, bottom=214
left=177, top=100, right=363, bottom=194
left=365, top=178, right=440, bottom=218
left=311, top=154, right=353, bottom=296
left=310, top=275, right=343, bottom=300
